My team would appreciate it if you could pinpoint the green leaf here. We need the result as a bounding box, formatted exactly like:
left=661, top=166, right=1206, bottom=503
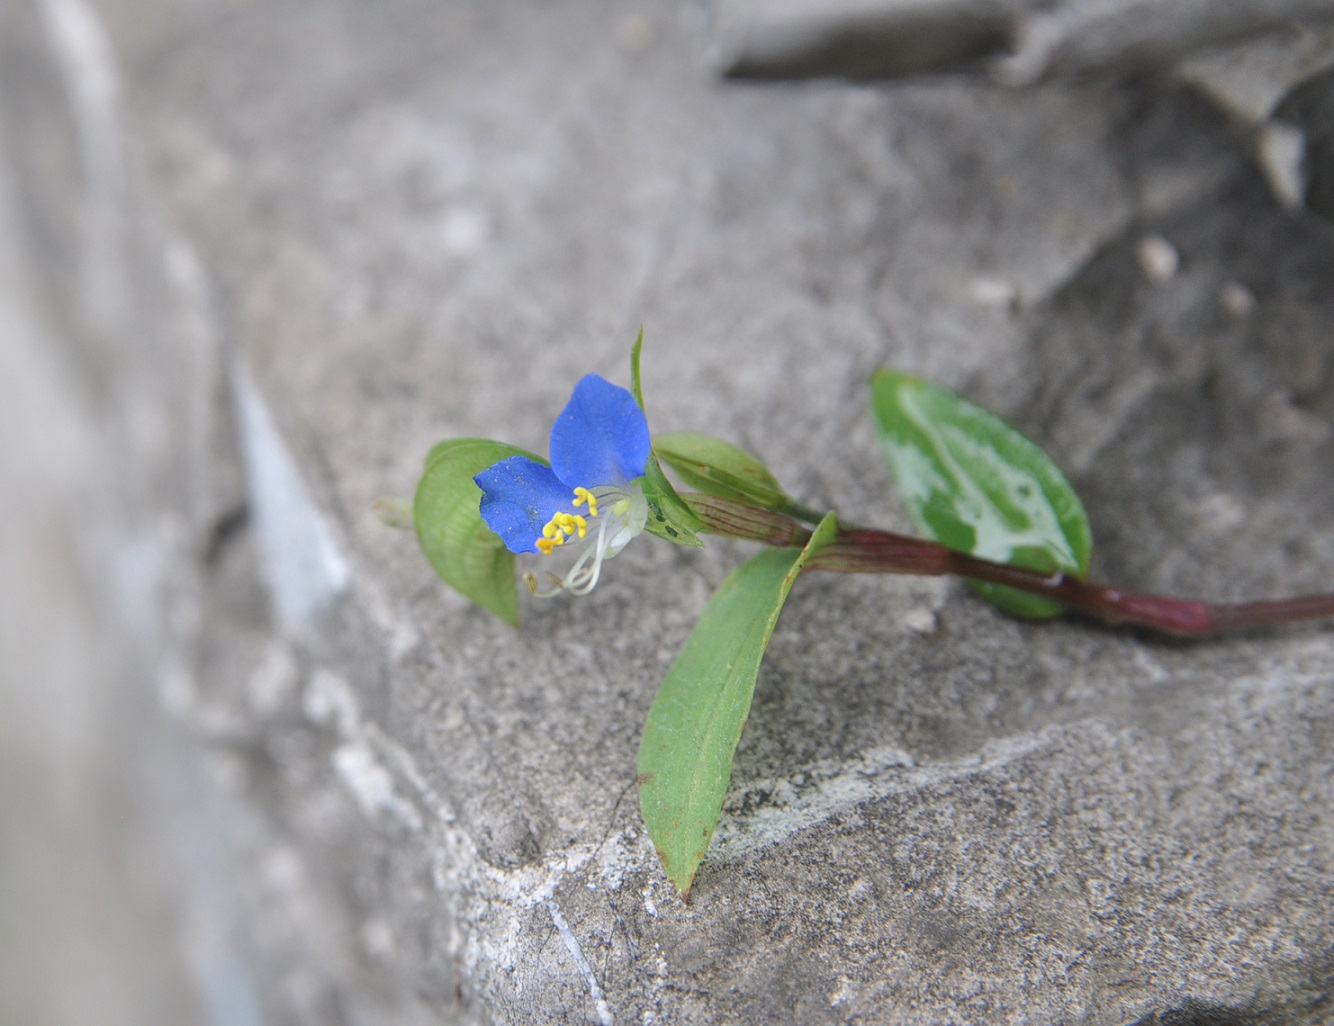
left=654, top=432, right=790, bottom=511
left=638, top=513, right=838, bottom=896
left=869, top=369, right=1092, bottom=618
left=414, top=438, right=542, bottom=625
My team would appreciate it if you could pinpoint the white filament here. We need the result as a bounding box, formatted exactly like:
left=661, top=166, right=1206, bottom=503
left=525, top=483, right=647, bottom=598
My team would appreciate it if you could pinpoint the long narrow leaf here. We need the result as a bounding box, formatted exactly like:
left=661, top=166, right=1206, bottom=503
left=639, top=514, right=838, bottom=896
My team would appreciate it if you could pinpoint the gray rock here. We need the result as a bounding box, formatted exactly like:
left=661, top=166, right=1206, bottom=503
left=4, top=0, right=1333, bottom=1023
left=1180, top=26, right=1334, bottom=217
left=1274, top=65, right=1334, bottom=217
left=714, top=0, right=1334, bottom=83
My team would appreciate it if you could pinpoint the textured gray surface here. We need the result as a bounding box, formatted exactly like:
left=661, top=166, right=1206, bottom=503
left=3, top=0, right=1334, bottom=1023
left=715, top=0, right=1334, bottom=82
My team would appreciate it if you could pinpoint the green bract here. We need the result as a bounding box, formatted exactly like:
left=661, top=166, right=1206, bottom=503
left=654, top=432, right=791, bottom=512
left=640, top=456, right=705, bottom=547
left=869, top=369, right=1092, bottom=618
left=414, top=438, right=542, bottom=625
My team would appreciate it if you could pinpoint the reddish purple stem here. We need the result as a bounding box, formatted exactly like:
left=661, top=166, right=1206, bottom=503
left=816, top=530, right=1334, bottom=636
left=685, top=495, right=1334, bottom=637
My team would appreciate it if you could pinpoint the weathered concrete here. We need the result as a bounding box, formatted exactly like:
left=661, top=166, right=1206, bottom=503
left=4, top=0, right=1334, bottom=1023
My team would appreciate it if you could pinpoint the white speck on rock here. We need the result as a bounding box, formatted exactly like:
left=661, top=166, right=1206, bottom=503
left=1219, top=281, right=1255, bottom=317
left=902, top=607, right=938, bottom=634
left=438, top=205, right=489, bottom=254
left=248, top=641, right=298, bottom=717
left=830, top=974, right=856, bottom=1006
left=359, top=918, right=397, bottom=961
left=1136, top=234, right=1179, bottom=283
left=1192, top=493, right=1247, bottom=536
left=333, top=741, right=423, bottom=831
left=968, top=276, right=1018, bottom=311
left=303, top=668, right=360, bottom=737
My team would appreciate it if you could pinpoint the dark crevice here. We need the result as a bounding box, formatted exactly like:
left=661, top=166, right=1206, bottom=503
left=202, top=503, right=250, bottom=567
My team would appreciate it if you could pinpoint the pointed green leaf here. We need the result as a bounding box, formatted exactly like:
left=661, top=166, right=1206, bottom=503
left=630, top=327, right=647, bottom=410
left=869, top=369, right=1091, bottom=618
left=414, top=438, right=542, bottom=625
left=639, top=513, right=838, bottom=896
left=626, top=331, right=705, bottom=547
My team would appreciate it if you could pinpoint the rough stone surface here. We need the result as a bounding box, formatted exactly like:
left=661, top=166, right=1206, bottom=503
left=4, top=0, right=1334, bottom=1024
left=715, top=0, right=1334, bottom=83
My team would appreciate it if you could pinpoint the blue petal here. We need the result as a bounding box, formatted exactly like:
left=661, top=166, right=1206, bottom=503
left=549, top=374, right=650, bottom=489
left=475, top=456, right=572, bottom=554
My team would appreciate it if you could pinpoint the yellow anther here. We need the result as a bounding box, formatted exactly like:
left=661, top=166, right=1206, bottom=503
left=552, top=512, right=588, bottom=538
left=536, top=508, right=591, bottom=554
left=572, top=487, right=599, bottom=518
left=535, top=493, right=602, bottom=555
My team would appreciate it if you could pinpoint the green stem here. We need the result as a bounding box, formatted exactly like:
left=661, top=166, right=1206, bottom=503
left=776, top=499, right=831, bottom=526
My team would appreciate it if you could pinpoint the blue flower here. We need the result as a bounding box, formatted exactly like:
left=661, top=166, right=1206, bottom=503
left=475, top=374, right=651, bottom=595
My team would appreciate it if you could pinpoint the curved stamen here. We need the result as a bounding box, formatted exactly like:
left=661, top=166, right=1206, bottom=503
left=572, top=486, right=599, bottom=517
left=522, top=483, right=644, bottom=598
left=565, top=517, right=613, bottom=595
left=536, top=498, right=594, bottom=554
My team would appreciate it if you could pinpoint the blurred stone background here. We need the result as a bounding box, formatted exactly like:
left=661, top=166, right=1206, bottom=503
left=3, top=1, right=1334, bottom=1024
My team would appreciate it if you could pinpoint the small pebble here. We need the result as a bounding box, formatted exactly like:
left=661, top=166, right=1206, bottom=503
left=1192, top=493, right=1246, bottom=536
left=1219, top=281, right=1255, bottom=317
left=618, top=13, right=653, bottom=51
left=902, top=608, right=937, bottom=634
left=968, top=277, right=1019, bottom=312
left=1136, top=234, right=1180, bottom=283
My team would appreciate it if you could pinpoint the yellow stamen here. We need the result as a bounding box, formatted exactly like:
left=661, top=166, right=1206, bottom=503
left=552, top=511, right=587, bottom=538
left=572, top=487, right=599, bottom=518
left=534, top=489, right=599, bottom=556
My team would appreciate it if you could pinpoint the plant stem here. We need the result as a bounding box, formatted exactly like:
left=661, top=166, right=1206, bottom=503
left=684, top=494, right=1334, bottom=637
left=777, top=498, right=831, bottom=526
left=818, top=529, right=1334, bottom=636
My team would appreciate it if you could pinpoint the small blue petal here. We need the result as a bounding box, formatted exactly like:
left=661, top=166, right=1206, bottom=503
left=549, top=374, right=650, bottom=489
left=475, top=456, right=572, bottom=554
